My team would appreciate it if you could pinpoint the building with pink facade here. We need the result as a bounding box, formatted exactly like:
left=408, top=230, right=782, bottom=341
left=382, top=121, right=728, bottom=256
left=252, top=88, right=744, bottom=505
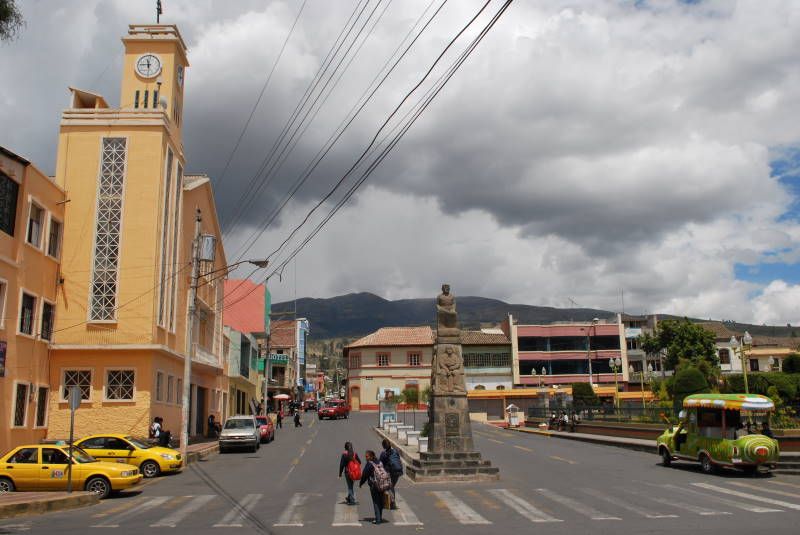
left=502, top=315, right=629, bottom=389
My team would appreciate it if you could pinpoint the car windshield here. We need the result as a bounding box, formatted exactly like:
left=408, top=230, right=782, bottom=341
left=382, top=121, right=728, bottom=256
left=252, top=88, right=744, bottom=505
left=126, top=436, right=153, bottom=449
left=224, top=419, right=254, bottom=429
left=71, top=447, right=97, bottom=464
left=255, top=417, right=268, bottom=425
left=326, top=401, right=343, bottom=407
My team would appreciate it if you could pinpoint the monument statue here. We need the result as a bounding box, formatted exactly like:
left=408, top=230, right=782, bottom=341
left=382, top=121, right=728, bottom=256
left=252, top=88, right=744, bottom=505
left=436, top=346, right=466, bottom=394
left=436, top=284, right=459, bottom=335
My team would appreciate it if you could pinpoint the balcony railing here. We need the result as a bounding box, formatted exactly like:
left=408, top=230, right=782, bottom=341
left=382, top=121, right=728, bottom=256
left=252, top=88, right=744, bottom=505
left=193, top=345, right=222, bottom=369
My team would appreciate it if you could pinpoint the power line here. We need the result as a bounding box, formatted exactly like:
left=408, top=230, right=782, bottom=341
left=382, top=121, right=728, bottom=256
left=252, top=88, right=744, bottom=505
left=267, top=0, right=514, bottom=278
left=227, top=0, right=447, bottom=263
left=220, top=0, right=372, bottom=234
left=224, top=0, right=514, bottom=310
left=263, top=0, right=495, bottom=264
left=213, top=0, right=308, bottom=188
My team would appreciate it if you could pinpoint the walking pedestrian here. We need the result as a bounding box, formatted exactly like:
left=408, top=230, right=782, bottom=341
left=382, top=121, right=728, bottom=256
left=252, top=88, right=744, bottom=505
left=294, top=411, right=302, bottom=427
left=276, top=411, right=283, bottom=429
left=339, top=441, right=361, bottom=505
left=379, top=439, right=403, bottom=509
left=359, top=450, right=391, bottom=525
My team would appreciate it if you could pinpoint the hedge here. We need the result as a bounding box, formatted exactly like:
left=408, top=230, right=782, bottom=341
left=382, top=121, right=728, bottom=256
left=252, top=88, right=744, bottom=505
left=722, top=372, right=800, bottom=403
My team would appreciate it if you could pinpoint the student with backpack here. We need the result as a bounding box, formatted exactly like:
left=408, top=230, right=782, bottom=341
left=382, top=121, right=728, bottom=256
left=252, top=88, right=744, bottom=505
left=379, top=439, right=403, bottom=509
left=338, top=442, right=361, bottom=506
left=360, top=450, right=392, bottom=525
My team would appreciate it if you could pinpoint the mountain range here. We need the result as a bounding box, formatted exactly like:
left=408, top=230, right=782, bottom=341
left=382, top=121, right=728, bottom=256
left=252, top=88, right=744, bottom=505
left=271, top=292, right=798, bottom=342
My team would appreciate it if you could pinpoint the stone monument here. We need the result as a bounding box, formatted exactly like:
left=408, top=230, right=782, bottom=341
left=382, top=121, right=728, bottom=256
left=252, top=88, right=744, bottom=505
left=429, top=284, right=474, bottom=452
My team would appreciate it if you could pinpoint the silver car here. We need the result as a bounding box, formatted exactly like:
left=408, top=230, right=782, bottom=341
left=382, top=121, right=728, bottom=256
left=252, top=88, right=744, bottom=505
left=219, top=415, right=260, bottom=453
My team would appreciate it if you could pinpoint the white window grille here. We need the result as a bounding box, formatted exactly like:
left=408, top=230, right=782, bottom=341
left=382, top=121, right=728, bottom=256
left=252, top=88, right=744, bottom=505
left=62, top=370, right=92, bottom=401
left=106, top=369, right=135, bottom=400
left=377, top=353, right=390, bottom=367
left=89, top=138, right=127, bottom=321
left=408, top=353, right=421, bottom=366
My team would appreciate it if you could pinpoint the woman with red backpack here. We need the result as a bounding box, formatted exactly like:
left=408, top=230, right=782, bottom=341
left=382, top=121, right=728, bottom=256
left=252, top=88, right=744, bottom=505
left=338, top=442, right=361, bottom=506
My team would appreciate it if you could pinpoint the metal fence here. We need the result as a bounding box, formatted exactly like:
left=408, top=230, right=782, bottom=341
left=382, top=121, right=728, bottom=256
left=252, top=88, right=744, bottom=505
left=528, top=404, right=800, bottom=428
left=527, top=405, right=679, bottom=425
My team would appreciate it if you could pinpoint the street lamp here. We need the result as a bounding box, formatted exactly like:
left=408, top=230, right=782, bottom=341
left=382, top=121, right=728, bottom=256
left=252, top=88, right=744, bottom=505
left=730, top=331, right=753, bottom=394
left=768, top=356, right=775, bottom=372
left=586, top=318, right=599, bottom=387
left=609, top=357, right=622, bottom=410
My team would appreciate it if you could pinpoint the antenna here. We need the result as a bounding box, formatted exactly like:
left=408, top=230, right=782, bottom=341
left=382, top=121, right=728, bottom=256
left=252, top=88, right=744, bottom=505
left=156, top=0, right=163, bottom=23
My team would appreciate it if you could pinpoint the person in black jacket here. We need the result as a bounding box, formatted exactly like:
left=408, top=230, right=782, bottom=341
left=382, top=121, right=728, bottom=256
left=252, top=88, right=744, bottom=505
left=379, top=439, right=402, bottom=509
left=359, top=450, right=384, bottom=524
left=338, top=442, right=360, bottom=505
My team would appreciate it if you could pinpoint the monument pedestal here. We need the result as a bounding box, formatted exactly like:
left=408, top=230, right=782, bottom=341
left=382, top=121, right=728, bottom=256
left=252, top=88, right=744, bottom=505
left=429, top=393, right=474, bottom=452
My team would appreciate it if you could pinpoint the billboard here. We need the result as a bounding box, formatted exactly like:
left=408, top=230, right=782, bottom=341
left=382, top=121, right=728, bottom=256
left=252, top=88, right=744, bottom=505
left=297, top=318, right=310, bottom=367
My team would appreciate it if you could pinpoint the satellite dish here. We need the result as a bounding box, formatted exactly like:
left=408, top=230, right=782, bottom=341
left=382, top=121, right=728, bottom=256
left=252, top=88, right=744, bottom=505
left=159, top=96, right=168, bottom=110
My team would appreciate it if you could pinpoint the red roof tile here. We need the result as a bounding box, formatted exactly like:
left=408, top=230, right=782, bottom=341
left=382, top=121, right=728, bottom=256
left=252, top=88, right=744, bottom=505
left=223, top=279, right=266, bottom=334
left=460, top=330, right=510, bottom=345
left=346, top=327, right=434, bottom=349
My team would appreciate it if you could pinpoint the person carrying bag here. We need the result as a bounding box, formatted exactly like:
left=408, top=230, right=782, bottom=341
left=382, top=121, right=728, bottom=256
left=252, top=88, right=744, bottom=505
left=338, top=442, right=361, bottom=505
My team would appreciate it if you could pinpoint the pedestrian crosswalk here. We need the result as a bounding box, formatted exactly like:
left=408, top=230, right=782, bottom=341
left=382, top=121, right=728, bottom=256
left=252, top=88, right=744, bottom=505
left=4, top=479, right=800, bottom=531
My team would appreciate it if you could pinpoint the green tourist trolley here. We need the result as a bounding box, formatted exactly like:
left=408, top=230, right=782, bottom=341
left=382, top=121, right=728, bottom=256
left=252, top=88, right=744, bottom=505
left=656, top=393, right=780, bottom=474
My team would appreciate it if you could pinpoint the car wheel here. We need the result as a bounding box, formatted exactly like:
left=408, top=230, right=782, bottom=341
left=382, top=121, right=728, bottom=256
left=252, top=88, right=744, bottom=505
left=0, top=477, right=15, bottom=493
left=344, top=413, right=349, bottom=419
left=660, top=448, right=672, bottom=467
left=700, top=453, right=715, bottom=475
left=140, top=460, right=161, bottom=479
left=85, top=476, right=111, bottom=499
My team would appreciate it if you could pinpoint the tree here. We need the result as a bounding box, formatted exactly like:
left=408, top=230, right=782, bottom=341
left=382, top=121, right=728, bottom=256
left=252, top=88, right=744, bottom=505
left=783, top=353, right=800, bottom=374
left=639, top=318, right=717, bottom=372
left=402, top=387, right=420, bottom=428
left=672, top=367, right=709, bottom=411
left=571, top=382, right=598, bottom=408
left=0, top=0, right=23, bottom=42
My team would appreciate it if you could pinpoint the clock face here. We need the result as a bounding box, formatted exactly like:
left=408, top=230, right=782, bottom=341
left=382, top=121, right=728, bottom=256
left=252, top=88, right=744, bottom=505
left=177, top=65, right=184, bottom=87
left=135, top=54, right=162, bottom=78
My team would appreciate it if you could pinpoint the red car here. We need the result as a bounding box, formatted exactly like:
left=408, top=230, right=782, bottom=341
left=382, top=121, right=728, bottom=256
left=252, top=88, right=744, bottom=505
left=255, top=416, right=275, bottom=443
left=318, top=399, right=350, bottom=420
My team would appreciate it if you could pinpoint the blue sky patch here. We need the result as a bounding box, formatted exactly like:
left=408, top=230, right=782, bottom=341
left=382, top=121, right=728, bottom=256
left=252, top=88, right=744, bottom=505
left=772, top=146, right=800, bottom=222
left=735, top=261, right=800, bottom=285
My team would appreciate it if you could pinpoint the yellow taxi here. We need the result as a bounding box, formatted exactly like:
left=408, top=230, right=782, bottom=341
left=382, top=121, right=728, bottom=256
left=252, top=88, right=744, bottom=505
left=0, top=444, right=141, bottom=498
left=74, top=434, right=183, bottom=478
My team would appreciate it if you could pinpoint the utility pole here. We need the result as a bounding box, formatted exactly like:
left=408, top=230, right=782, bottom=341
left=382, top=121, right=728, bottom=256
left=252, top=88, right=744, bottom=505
left=180, top=209, right=202, bottom=463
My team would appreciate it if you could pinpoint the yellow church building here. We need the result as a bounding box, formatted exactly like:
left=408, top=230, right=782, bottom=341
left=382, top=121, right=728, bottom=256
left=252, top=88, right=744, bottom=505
left=47, top=24, right=228, bottom=441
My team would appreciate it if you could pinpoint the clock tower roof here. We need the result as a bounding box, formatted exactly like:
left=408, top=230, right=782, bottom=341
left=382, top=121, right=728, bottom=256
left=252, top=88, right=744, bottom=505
left=122, top=24, right=189, bottom=66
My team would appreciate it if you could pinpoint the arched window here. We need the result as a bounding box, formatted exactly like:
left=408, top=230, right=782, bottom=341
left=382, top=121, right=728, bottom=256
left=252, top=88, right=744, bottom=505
left=496, top=385, right=506, bottom=390
left=474, top=385, right=486, bottom=390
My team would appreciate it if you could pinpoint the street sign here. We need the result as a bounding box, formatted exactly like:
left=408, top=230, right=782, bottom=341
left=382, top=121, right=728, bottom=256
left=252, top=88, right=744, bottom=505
left=67, top=386, right=80, bottom=493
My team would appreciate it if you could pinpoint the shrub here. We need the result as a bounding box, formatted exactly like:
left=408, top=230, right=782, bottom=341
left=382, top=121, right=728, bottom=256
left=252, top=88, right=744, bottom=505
left=783, top=353, right=800, bottom=374
left=672, top=367, right=709, bottom=409
left=571, top=382, right=598, bottom=407
left=722, top=372, right=800, bottom=403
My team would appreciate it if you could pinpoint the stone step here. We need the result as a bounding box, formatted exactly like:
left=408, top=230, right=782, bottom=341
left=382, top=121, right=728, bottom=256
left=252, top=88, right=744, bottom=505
left=409, top=459, right=493, bottom=469
left=420, top=451, right=482, bottom=461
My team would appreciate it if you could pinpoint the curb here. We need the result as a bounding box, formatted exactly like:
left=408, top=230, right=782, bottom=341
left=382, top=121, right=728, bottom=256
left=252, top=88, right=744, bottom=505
left=186, top=443, right=219, bottom=464
left=0, top=492, right=99, bottom=519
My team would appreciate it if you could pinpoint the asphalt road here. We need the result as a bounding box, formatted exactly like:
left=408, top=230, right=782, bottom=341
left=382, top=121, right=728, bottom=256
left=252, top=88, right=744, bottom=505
left=2, top=411, right=800, bottom=534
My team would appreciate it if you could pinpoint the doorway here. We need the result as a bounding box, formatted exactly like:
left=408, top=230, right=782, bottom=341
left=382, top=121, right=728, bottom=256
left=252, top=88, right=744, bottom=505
left=350, top=386, right=360, bottom=411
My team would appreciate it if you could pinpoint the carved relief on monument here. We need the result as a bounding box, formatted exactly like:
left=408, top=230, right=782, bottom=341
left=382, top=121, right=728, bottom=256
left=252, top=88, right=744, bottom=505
left=432, top=344, right=466, bottom=394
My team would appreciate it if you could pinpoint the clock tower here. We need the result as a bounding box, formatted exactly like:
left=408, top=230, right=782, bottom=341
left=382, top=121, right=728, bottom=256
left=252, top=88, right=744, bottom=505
left=120, top=24, right=188, bottom=142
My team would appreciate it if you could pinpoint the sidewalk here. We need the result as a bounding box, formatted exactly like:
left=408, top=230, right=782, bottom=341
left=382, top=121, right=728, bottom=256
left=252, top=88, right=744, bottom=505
left=0, top=491, right=98, bottom=519
left=500, top=425, right=800, bottom=472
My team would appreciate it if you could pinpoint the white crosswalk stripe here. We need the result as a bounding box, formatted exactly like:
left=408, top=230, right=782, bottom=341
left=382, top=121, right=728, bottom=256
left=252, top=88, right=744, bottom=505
left=619, top=488, right=730, bottom=516
left=659, top=483, right=782, bottom=513
left=92, top=496, right=171, bottom=528
left=151, top=495, right=216, bottom=527
left=332, top=492, right=361, bottom=527
left=693, top=483, right=800, bottom=511
left=535, top=488, right=621, bottom=520
left=214, top=493, right=263, bottom=528
left=580, top=488, right=677, bottom=518
left=489, top=489, right=562, bottom=523
left=391, top=493, right=423, bottom=526
left=432, top=490, right=491, bottom=524
left=274, top=493, right=318, bottom=527
left=731, top=481, right=800, bottom=499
